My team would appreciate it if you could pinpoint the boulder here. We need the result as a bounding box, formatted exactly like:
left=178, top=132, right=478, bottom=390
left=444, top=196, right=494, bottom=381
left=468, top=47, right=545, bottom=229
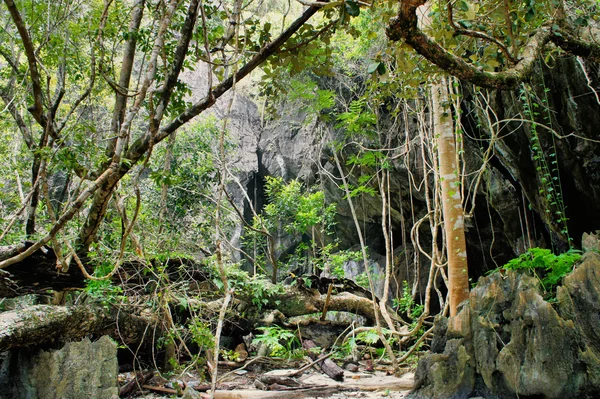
left=0, top=335, right=118, bottom=399
left=411, top=252, right=600, bottom=399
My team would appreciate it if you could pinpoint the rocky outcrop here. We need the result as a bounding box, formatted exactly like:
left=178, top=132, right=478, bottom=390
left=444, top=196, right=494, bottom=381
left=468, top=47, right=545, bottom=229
left=0, top=336, right=119, bottom=399
left=411, top=252, right=600, bottom=399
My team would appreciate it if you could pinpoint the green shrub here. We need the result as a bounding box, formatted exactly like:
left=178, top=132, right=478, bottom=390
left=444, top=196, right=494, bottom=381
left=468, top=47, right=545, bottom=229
left=252, top=325, right=303, bottom=358
left=495, top=247, right=581, bottom=298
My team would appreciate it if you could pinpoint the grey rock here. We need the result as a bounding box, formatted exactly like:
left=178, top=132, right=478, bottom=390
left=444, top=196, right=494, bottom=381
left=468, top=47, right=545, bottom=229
left=182, top=386, right=204, bottom=399
left=0, top=336, right=118, bottom=399
left=582, top=231, right=600, bottom=253
left=411, top=253, right=600, bottom=399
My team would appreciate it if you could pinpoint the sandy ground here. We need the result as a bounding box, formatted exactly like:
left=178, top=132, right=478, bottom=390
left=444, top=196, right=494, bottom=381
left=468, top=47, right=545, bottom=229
left=137, top=369, right=414, bottom=398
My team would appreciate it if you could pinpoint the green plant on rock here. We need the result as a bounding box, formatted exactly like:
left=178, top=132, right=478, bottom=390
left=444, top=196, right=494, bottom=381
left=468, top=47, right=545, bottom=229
left=494, top=247, right=581, bottom=298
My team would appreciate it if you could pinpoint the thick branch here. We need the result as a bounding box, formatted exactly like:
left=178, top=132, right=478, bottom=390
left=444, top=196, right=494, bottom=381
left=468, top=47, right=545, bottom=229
left=155, top=5, right=320, bottom=141
left=151, top=0, right=200, bottom=129
left=262, top=284, right=386, bottom=325
left=386, top=0, right=600, bottom=89
left=106, top=0, right=145, bottom=157
left=551, top=28, right=600, bottom=62
left=386, top=0, right=550, bottom=89
left=3, top=0, right=45, bottom=121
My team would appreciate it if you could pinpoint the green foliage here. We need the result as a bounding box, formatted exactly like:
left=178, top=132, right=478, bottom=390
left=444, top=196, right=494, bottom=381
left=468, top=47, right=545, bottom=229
left=252, top=325, right=303, bottom=358
left=496, top=247, right=581, bottom=297
left=393, top=281, right=424, bottom=320
left=244, top=177, right=338, bottom=279
left=137, top=116, right=236, bottom=255
left=334, top=327, right=397, bottom=360
left=261, top=177, right=336, bottom=237
left=215, top=262, right=283, bottom=312
left=355, top=272, right=370, bottom=290
left=336, top=99, right=377, bottom=137
left=188, top=317, right=214, bottom=350
left=329, top=249, right=362, bottom=279
left=356, top=329, right=380, bottom=345
left=286, top=78, right=335, bottom=118
left=84, top=260, right=124, bottom=306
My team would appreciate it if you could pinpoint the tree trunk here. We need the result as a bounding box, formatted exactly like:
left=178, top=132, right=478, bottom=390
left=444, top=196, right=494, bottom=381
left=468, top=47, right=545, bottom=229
left=431, top=77, right=469, bottom=316
left=0, top=304, right=154, bottom=351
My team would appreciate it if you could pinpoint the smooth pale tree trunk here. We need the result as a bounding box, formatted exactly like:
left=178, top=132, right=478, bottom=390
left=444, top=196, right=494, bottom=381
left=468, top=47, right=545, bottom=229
left=431, top=78, right=469, bottom=316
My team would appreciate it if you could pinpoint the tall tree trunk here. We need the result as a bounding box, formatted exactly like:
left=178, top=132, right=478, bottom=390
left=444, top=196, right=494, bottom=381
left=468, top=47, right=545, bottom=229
left=431, top=77, right=469, bottom=316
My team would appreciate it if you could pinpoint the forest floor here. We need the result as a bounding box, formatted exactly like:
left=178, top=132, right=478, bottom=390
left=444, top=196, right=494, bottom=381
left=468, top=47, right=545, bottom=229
left=123, top=366, right=414, bottom=398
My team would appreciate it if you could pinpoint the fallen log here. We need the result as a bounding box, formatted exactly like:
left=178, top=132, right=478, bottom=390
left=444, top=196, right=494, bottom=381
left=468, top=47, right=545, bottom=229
left=119, top=371, right=155, bottom=398
left=0, top=242, right=211, bottom=298
left=0, top=243, right=87, bottom=297
left=142, top=385, right=179, bottom=396
left=302, top=340, right=344, bottom=382
left=0, top=241, right=397, bottom=330
left=0, top=304, right=155, bottom=351
left=261, top=286, right=386, bottom=325
left=259, top=374, right=303, bottom=388
left=210, top=387, right=347, bottom=399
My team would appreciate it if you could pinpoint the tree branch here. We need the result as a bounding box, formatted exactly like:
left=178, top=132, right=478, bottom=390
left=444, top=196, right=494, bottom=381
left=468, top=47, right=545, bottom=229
left=550, top=27, right=600, bottom=63
left=156, top=5, right=320, bottom=141
left=105, top=0, right=145, bottom=158
left=386, top=0, right=550, bottom=89
left=3, top=0, right=45, bottom=121
left=446, top=0, right=517, bottom=64
left=386, top=0, right=600, bottom=89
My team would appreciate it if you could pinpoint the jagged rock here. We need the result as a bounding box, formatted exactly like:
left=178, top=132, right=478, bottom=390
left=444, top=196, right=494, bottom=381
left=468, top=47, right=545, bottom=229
left=0, top=336, right=118, bottom=399
left=581, top=231, right=600, bottom=253
left=411, top=252, right=600, bottom=399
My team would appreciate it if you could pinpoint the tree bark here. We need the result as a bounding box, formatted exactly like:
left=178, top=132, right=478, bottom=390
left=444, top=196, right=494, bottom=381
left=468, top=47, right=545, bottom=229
left=431, top=78, right=469, bottom=316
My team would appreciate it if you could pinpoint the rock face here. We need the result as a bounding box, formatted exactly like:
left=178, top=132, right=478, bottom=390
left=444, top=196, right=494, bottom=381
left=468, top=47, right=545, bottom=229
left=241, top=57, right=600, bottom=294
left=181, top=56, right=599, bottom=304
left=411, top=252, right=600, bottom=399
left=0, top=336, right=119, bottom=399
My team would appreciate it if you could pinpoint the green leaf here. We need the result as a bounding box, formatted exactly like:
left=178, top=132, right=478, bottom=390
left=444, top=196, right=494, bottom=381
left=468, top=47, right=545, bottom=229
left=367, top=62, right=380, bottom=74
left=345, top=1, right=360, bottom=17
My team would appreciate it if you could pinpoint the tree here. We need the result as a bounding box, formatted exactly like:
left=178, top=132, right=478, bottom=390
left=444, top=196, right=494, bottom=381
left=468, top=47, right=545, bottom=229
left=0, top=0, right=328, bottom=272
left=383, top=0, right=599, bottom=315
left=386, top=0, right=600, bottom=89
left=431, top=77, right=469, bottom=316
